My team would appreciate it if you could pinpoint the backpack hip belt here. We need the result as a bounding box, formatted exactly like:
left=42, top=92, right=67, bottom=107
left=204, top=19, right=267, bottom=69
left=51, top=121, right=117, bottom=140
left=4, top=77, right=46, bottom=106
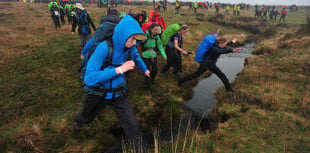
left=93, top=85, right=128, bottom=97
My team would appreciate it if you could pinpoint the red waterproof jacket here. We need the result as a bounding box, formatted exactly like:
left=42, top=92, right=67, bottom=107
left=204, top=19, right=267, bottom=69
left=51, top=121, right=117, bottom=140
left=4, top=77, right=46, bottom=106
left=149, top=12, right=166, bottom=30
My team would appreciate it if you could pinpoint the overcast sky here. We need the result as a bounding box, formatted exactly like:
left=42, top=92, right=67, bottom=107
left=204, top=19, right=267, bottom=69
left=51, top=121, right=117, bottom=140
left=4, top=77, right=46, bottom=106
left=183, top=0, right=310, bottom=6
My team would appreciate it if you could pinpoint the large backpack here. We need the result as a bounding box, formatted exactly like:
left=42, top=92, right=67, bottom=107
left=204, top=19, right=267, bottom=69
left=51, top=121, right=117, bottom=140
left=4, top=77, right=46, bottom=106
left=80, top=20, right=119, bottom=92
left=194, top=34, right=217, bottom=63
left=141, top=22, right=153, bottom=33
left=78, top=10, right=91, bottom=35
left=161, top=24, right=181, bottom=46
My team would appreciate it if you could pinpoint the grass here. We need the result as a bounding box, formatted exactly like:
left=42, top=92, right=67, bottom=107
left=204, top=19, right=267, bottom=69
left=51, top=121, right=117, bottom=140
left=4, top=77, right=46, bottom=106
left=1, top=2, right=310, bottom=153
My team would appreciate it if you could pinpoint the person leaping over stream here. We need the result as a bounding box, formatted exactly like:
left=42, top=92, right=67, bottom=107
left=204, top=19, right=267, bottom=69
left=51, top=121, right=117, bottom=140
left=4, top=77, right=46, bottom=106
left=178, top=29, right=241, bottom=93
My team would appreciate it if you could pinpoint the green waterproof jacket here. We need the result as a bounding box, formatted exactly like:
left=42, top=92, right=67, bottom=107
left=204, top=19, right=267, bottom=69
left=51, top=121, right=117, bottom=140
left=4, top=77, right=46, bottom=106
left=141, top=30, right=167, bottom=59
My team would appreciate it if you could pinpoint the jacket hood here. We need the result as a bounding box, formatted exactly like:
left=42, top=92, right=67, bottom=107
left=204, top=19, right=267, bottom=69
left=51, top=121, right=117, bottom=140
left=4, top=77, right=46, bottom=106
left=112, top=15, right=145, bottom=52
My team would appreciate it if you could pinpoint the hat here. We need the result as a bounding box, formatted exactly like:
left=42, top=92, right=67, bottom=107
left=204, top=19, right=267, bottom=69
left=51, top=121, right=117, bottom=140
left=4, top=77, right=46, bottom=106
left=75, top=3, right=85, bottom=10
left=132, top=34, right=147, bottom=41
left=108, top=9, right=119, bottom=16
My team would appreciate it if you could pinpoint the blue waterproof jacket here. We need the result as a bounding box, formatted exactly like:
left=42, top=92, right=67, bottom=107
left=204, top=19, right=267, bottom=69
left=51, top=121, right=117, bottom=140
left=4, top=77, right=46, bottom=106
left=195, top=34, right=217, bottom=63
left=84, top=15, right=147, bottom=99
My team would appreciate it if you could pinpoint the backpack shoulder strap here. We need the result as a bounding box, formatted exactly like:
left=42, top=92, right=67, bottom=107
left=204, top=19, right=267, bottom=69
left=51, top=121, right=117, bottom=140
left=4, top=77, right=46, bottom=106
left=101, top=40, right=114, bottom=69
left=79, top=11, right=88, bottom=25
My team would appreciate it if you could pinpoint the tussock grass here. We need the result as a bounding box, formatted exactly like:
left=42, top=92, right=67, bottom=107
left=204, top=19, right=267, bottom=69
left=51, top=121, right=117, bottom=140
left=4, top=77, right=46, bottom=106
left=279, top=36, right=310, bottom=49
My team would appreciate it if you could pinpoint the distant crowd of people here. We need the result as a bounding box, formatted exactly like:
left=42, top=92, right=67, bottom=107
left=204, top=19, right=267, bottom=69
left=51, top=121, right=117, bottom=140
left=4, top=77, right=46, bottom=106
left=255, top=5, right=288, bottom=22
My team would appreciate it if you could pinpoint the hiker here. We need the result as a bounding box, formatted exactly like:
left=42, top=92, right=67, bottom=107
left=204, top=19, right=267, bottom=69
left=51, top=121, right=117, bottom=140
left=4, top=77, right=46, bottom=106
left=175, top=0, right=181, bottom=14
left=74, top=15, right=150, bottom=153
left=149, top=8, right=166, bottom=32
left=162, top=0, right=167, bottom=11
left=233, top=4, right=237, bottom=16
left=188, top=2, right=193, bottom=11
left=269, top=9, right=275, bottom=21
left=161, top=24, right=189, bottom=77
left=279, top=9, right=287, bottom=22
left=236, top=5, right=240, bottom=16
left=178, top=31, right=241, bottom=93
left=225, top=4, right=230, bottom=15
left=255, top=7, right=260, bottom=18
left=193, top=2, right=198, bottom=15
left=274, top=9, right=280, bottom=21
left=58, top=3, right=66, bottom=25
left=64, top=4, right=71, bottom=24
left=215, top=3, right=219, bottom=14
left=204, top=2, right=208, bottom=10
left=69, top=5, right=76, bottom=25
left=140, top=23, right=167, bottom=92
left=49, top=2, right=61, bottom=29
left=261, top=8, right=268, bottom=21
left=80, top=9, right=120, bottom=61
left=71, top=3, right=96, bottom=48
left=157, top=0, right=162, bottom=12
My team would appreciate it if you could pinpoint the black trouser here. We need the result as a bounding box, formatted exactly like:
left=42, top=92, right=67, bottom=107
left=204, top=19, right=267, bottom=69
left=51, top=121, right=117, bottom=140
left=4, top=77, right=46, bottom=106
left=179, top=64, right=232, bottom=91
left=60, top=15, right=65, bottom=25
left=75, top=94, right=147, bottom=152
left=142, top=57, right=158, bottom=90
left=51, top=15, right=61, bottom=29
left=161, top=46, right=182, bottom=75
left=279, top=15, right=285, bottom=22
left=67, top=14, right=71, bottom=24
left=175, top=8, right=180, bottom=14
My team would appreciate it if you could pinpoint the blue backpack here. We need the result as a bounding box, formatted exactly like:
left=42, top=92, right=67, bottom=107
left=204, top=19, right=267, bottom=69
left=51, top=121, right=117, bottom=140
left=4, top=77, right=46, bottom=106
left=80, top=21, right=118, bottom=93
left=194, top=34, right=217, bottom=63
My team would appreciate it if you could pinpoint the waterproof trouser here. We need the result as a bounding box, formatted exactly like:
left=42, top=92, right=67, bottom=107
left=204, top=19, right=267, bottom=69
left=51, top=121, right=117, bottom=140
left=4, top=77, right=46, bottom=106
left=279, top=15, right=285, bottom=22
left=67, top=14, right=72, bottom=24
left=161, top=46, right=182, bottom=75
left=179, top=64, right=232, bottom=91
left=75, top=94, right=147, bottom=152
left=60, top=15, right=65, bottom=24
left=79, top=34, right=92, bottom=48
left=175, top=8, right=180, bottom=14
left=142, top=57, right=158, bottom=90
left=51, top=15, right=61, bottom=29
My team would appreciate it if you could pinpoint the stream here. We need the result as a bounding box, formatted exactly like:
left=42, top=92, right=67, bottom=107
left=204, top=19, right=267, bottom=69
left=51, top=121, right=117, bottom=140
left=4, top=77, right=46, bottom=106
left=184, top=41, right=255, bottom=118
